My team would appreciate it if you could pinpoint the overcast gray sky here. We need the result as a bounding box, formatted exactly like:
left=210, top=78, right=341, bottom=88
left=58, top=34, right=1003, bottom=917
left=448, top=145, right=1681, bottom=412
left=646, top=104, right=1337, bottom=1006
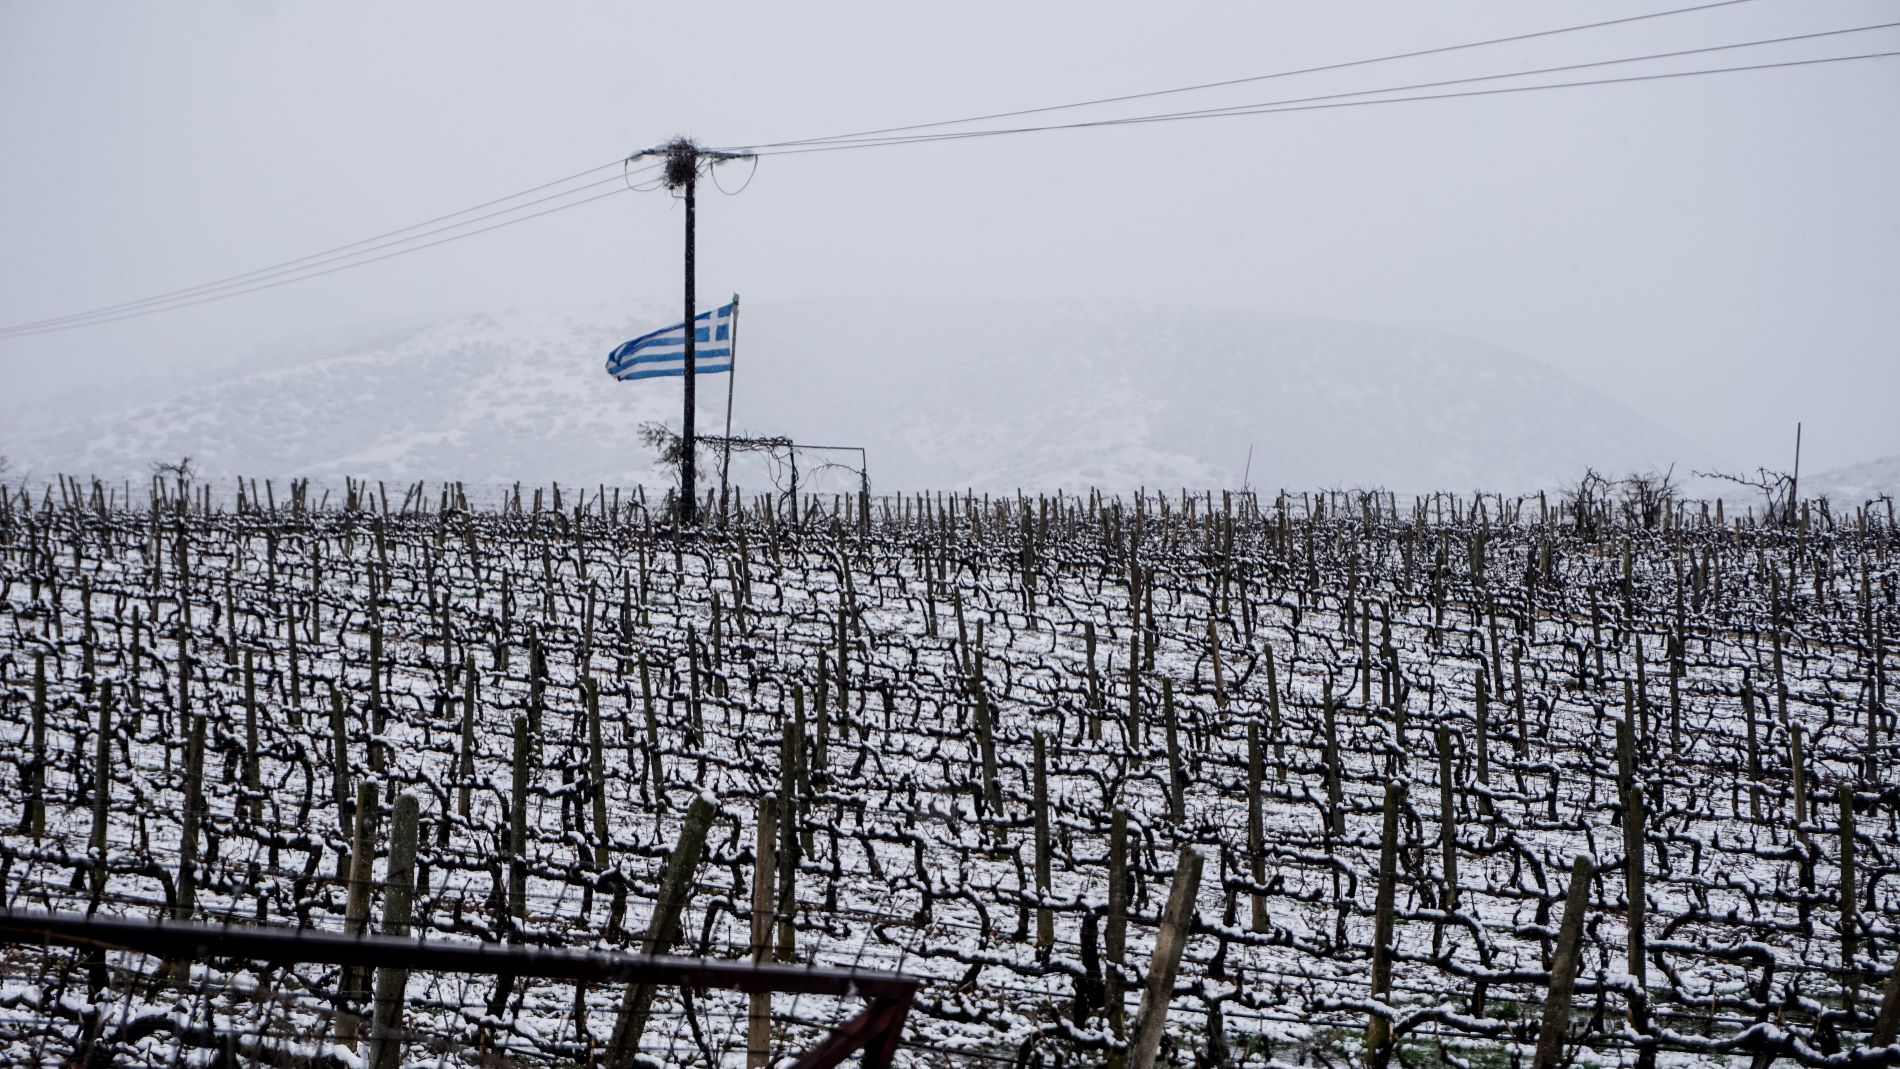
left=2, top=0, right=1895, bottom=476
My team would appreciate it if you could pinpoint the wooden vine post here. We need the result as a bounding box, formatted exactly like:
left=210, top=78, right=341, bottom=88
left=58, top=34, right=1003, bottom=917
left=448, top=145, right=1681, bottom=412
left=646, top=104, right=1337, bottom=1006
left=1106, top=808, right=1130, bottom=1069
left=1624, top=786, right=1652, bottom=1068
left=1533, top=854, right=1595, bottom=1069
left=1128, top=845, right=1204, bottom=1069
left=366, top=793, right=421, bottom=1069
left=1247, top=720, right=1268, bottom=933
left=1437, top=724, right=1459, bottom=921
left=1033, top=730, right=1054, bottom=951
left=748, top=795, right=778, bottom=1069
left=1366, top=782, right=1405, bottom=1067
left=606, top=792, right=718, bottom=1068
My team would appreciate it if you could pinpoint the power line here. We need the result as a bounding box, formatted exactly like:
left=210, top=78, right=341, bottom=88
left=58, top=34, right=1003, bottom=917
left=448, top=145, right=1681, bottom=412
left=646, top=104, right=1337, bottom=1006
left=737, top=45, right=1900, bottom=159
left=33, top=12, right=1866, bottom=338
left=1, top=157, right=638, bottom=334
left=0, top=2, right=1773, bottom=343
left=1145, top=18, right=1900, bottom=128
left=0, top=3, right=1882, bottom=341
left=749, top=20, right=1900, bottom=152
left=0, top=185, right=640, bottom=340
left=2, top=165, right=660, bottom=337
left=732, top=0, right=1765, bottom=151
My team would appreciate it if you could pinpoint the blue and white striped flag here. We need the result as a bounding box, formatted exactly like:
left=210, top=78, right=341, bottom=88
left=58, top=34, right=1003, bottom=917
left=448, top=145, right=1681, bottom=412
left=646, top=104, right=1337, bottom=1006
left=606, top=301, right=735, bottom=381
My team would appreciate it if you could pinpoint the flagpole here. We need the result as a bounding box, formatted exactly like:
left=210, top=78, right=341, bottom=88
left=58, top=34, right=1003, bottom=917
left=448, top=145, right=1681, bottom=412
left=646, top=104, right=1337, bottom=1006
left=719, top=292, right=741, bottom=521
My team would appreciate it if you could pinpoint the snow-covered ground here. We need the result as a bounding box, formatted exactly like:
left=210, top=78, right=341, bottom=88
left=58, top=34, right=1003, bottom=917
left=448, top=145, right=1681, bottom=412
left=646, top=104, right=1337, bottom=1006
left=0, top=483, right=1893, bottom=1066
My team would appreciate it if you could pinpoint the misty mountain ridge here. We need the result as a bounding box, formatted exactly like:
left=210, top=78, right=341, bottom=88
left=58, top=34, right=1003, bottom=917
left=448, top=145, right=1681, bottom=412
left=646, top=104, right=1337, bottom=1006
left=6, top=298, right=1720, bottom=497
left=1792, top=455, right=1900, bottom=505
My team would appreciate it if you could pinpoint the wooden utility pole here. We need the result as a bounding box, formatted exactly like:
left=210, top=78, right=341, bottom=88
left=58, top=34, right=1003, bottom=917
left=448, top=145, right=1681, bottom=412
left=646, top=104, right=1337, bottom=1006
left=644, top=139, right=709, bottom=527
left=631, top=137, right=753, bottom=527
left=677, top=142, right=699, bottom=525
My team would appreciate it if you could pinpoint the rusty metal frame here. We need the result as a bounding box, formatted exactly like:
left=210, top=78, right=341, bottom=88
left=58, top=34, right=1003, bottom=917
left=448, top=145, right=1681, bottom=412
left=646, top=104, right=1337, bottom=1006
left=0, top=909, right=919, bottom=1068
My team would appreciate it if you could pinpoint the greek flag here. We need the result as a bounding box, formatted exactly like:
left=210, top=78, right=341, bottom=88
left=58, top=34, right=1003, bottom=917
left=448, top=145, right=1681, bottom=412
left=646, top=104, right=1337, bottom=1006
left=606, top=301, right=735, bottom=381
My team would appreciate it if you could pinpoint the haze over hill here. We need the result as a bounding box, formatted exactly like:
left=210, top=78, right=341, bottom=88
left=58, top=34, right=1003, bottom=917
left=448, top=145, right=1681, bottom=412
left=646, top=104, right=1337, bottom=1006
left=7, top=298, right=1705, bottom=496
left=1797, top=455, right=1900, bottom=504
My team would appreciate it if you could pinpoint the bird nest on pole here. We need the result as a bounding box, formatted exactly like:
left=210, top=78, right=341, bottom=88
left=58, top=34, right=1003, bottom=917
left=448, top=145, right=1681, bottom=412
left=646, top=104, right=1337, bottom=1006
left=663, top=138, right=699, bottom=190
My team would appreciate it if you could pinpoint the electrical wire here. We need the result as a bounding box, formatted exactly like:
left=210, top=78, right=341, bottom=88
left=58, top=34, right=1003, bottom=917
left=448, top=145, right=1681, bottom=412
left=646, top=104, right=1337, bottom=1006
left=624, top=158, right=671, bottom=194
left=729, top=0, right=1766, bottom=151
left=0, top=165, right=661, bottom=339
left=0, top=1, right=1884, bottom=341
left=709, top=155, right=762, bottom=197
left=737, top=45, right=1900, bottom=159
left=0, top=185, right=640, bottom=339
left=746, top=20, right=1900, bottom=152
left=0, top=158, right=637, bottom=337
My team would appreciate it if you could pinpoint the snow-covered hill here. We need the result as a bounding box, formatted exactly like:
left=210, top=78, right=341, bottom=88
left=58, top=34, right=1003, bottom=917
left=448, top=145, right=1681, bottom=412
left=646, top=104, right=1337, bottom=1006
left=4, top=299, right=1702, bottom=494
left=1802, top=455, right=1900, bottom=503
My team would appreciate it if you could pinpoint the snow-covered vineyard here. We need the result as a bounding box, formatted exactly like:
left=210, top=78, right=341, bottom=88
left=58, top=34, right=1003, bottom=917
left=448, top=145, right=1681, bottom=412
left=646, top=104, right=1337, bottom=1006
left=1, top=477, right=1896, bottom=1067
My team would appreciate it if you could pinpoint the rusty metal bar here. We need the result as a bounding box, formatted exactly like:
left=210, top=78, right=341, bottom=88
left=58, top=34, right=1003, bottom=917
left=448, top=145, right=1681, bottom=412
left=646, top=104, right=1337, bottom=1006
left=0, top=909, right=920, bottom=1001
left=787, top=996, right=913, bottom=1069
